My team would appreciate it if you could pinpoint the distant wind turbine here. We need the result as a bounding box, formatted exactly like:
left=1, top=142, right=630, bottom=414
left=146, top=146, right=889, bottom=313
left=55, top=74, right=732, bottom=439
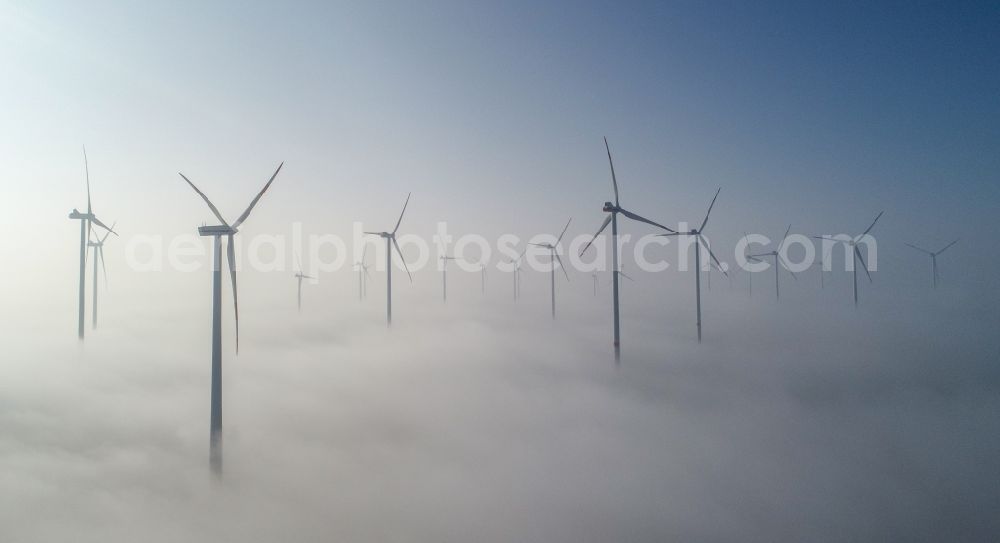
left=294, top=254, right=314, bottom=312
left=748, top=225, right=797, bottom=301
left=814, top=211, right=883, bottom=306
left=581, top=138, right=675, bottom=356
left=88, top=222, right=116, bottom=329
left=68, top=147, right=117, bottom=339
left=354, top=245, right=371, bottom=301
left=178, top=161, right=283, bottom=475
left=365, top=193, right=413, bottom=325
left=657, top=188, right=727, bottom=342
left=905, top=239, right=958, bottom=288
left=507, top=249, right=525, bottom=301
left=742, top=232, right=762, bottom=297
left=531, top=218, right=572, bottom=319
left=440, top=255, right=457, bottom=302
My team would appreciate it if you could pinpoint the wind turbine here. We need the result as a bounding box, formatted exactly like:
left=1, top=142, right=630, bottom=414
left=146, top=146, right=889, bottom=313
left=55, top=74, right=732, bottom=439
left=293, top=254, right=314, bottom=312
left=530, top=218, right=572, bottom=319
left=507, top=249, right=525, bottom=301
left=68, top=146, right=116, bottom=339
left=440, top=255, right=457, bottom=302
left=657, top=188, right=727, bottom=342
left=178, top=162, right=283, bottom=475
left=748, top=225, right=797, bottom=301
left=354, top=245, right=371, bottom=301
left=905, top=239, right=958, bottom=288
left=580, top=138, right=675, bottom=356
left=814, top=211, right=883, bottom=306
left=365, top=193, right=413, bottom=325
left=741, top=232, right=762, bottom=297
left=88, top=222, right=116, bottom=329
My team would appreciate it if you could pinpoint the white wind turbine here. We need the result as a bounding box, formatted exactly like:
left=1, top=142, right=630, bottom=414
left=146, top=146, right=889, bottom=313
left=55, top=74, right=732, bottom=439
left=814, top=211, right=883, bottom=306
left=365, top=193, right=413, bottom=325
left=748, top=225, right=797, bottom=301
left=88, top=222, right=116, bottom=329
left=68, top=146, right=116, bottom=339
left=905, top=239, right=958, bottom=289
left=178, top=162, right=283, bottom=474
left=440, top=255, right=457, bottom=302
left=293, top=254, right=314, bottom=312
left=354, top=245, right=371, bottom=301
left=580, top=138, right=675, bottom=356
left=657, top=188, right=728, bottom=342
left=530, top=218, right=572, bottom=319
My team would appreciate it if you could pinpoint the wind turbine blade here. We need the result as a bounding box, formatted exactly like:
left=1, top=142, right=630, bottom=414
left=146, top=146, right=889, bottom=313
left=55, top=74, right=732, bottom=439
left=935, top=238, right=959, bottom=255
left=227, top=235, right=239, bottom=354
left=178, top=173, right=229, bottom=226
left=364, top=231, right=382, bottom=236
left=812, top=235, right=846, bottom=243
left=90, top=216, right=118, bottom=235
left=778, top=254, right=798, bottom=280
left=747, top=252, right=772, bottom=258
left=528, top=242, right=548, bottom=247
left=232, top=162, right=283, bottom=228
left=604, top=137, right=620, bottom=207
left=699, top=187, right=721, bottom=232
left=656, top=232, right=683, bottom=237
left=295, top=251, right=302, bottom=273
left=619, top=208, right=676, bottom=233
left=776, top=224, right=792, bottom=254
left=904, top=242, right=933, bottom=255
left=100, top=222, right=117, bottom=243
left=392, top=237, right=412, bottom=282
left=700, top=236, right=728, bottom=277
left=555, top=218, right=572, bottom=245
left=83, top=145, right=91, bottom=213
left=392, top=192, right=411, bottom=234
left=361, top=244, right=368, bottom=263
left=854, top=246, right=873, bottom=283
left=861, top=210, right=884, bottom=236
left=99, top=245, right=108, bottom=288
left=364, top=267, right=371, bottom=279
left=553, top=252, right=570, bottom=281
left=580, top=214, right=613, bottom=256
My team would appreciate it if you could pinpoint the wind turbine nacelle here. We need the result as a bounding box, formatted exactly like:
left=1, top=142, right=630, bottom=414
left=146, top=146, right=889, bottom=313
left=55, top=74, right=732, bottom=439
left=198, top=225, right=237, bottom=236
left=602, top=202, right=616, bottom=212
left=69, top=210, right=95, bottom=220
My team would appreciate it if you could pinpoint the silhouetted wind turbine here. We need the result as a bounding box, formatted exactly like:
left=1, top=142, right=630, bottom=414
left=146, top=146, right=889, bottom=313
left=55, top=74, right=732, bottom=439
left=531, top=218, right=572, bottom=319
left=178, top=162, right=283, bottom=475
left=905, top=239, right=958, bottom=288
left=365, top=193, right=412, bottom=325
left=581, top=138, right=675, bottom=356
left=440, top=255, right=457, bottom=302
left=68, top=146, right=116, bottom=339
left=814, top=211, right=883, bottom=306
left=88, top=222, right=116, bottom=329
left=748, top=225, right=797, bottom=301
left=657, top=188, right=727, bottom=342
left=294, top=254, right=314, bottom=312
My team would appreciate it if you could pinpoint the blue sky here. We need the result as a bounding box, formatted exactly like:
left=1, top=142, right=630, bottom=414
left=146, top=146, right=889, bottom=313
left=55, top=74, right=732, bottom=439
left=1, top=0, right=998, bottom=292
